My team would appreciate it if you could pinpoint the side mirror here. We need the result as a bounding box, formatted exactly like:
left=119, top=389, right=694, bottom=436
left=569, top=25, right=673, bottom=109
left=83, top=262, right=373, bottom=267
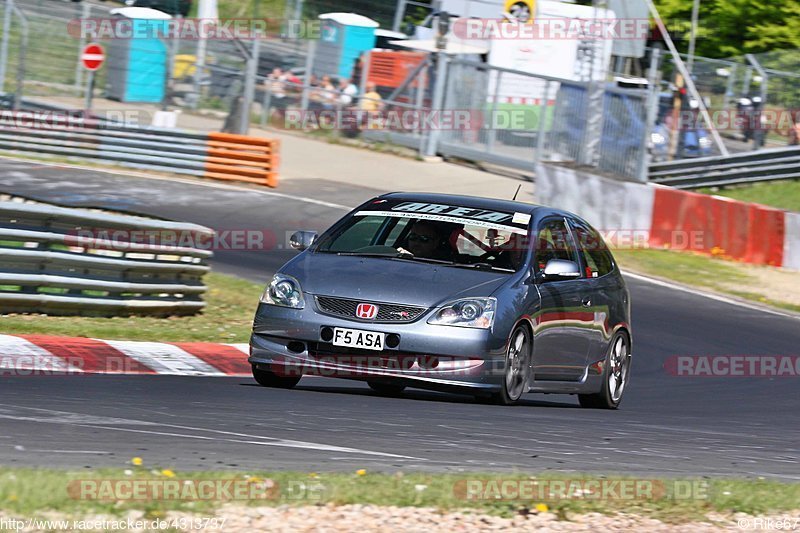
left=539, top=259, right=581, bottom=282
left=289, top=230, right=318, bottom=251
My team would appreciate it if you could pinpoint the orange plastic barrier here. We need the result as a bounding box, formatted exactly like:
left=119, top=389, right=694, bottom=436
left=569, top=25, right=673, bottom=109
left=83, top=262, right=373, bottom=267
left=204, top=133, right=280, bottom=187
left=650, top=187, right=785, bottom=266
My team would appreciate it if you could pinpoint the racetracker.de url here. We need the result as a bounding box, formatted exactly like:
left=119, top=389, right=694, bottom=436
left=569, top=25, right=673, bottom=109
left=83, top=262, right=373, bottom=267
left=0, top=516, right=227, bottom=531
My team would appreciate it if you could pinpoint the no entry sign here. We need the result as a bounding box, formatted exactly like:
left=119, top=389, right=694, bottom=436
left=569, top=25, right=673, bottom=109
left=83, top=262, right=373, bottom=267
left=81, top=43, right=105, bottom=71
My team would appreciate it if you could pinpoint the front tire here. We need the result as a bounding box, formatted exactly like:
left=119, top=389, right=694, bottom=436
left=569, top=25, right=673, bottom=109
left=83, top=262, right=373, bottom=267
left=578, top=332, right=631, bottom=409
left=251, top=365, right=301, bottom=389
left=488, top=325, right=532, bottom=405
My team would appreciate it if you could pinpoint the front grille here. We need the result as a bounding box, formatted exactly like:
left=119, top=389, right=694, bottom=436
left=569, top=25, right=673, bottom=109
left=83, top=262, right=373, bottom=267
left=315, top=296, right=427, bottom=323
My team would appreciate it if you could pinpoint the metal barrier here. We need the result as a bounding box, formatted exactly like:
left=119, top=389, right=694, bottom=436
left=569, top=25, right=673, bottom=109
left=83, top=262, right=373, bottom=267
left=0, top=198, right=214, bottom=316
left=649, top=146, right=800, bottom=189
left=0, top=116, right=280, bottom=187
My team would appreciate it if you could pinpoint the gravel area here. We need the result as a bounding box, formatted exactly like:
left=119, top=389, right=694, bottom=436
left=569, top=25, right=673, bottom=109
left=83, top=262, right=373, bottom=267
left=4, top=506, right=800, bottom=532
left=191, top=505, right=799, bottom=532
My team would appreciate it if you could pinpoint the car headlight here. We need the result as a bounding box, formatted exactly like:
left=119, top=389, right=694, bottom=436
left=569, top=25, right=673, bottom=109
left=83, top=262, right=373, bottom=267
left=260, top=273, right=304, bottom=309
left=427, top=297, right=496, bottom=329
left=699, top=136, right=712, bottom=148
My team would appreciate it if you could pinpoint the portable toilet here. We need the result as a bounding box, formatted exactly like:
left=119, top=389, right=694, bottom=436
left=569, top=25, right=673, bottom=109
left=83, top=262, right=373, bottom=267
left=106, top=7, right=172, bottom=103
left=314, top=13, right=378, bottom=80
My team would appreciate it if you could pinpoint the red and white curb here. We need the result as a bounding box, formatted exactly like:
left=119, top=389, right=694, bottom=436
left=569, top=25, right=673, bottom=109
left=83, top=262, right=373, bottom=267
left=0, top=334, right=251, bottom=376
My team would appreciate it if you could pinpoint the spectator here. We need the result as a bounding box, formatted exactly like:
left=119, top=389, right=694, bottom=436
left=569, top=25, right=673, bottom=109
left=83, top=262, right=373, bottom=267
left=319, top=75, right=337, bottom=110
left=265, top=67, right=287, bottom=109
left=360, top=81, right=382, bottom=112
left=339, top=78, right=358, bottom=106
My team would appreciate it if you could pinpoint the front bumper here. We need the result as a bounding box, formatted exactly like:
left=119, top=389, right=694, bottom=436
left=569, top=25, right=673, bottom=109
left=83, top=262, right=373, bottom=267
left=248, top=298, right=510, bottom=393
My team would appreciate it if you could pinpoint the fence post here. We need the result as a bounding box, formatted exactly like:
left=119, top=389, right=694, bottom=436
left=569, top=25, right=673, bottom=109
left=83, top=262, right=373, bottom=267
left=74, top=2, right=90, bottom=92
left=486, top=70, right=502, bottom=155
left=11, top=1, right=26, bottom=111
left=260, top=83, right=272, bottom=127
left=534, top=80, right=550, bottom=163
left=239, top=37, right=260, bottom=135
left=392, top=0, right=407, bottom=33
left=162, top=18, right=179, bottom=111
left=417, top=64, right=428, bottom=155
left=424, top=52, right=448, bottom=157
left=300, top=38, right=315, bottom=112
left=579, top=81, right=604, bottom=166
left=637, top=48, right=660, bottom=182
left=0, top=0, right=13, bottom=95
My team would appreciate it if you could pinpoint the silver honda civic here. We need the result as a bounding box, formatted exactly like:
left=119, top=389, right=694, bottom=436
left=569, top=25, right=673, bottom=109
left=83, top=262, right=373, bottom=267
left=249, top=193, right=632, bottom=407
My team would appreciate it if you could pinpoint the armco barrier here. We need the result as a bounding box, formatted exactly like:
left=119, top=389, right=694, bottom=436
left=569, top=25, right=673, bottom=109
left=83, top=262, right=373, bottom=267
left=649, top=146, right=800, bottom=189
left=535, top=163, right=796, bottom=269
left=0, top=116, right=279, bottom=187
left=0, top=199, right=215, bottom=316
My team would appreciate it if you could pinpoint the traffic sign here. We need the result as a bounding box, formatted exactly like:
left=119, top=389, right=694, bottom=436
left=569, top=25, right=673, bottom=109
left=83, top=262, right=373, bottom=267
left=81, top=43, right=105, bottom=71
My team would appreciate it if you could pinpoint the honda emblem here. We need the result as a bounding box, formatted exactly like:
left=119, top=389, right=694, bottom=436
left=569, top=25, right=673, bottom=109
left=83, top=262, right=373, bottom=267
left=355, top=303, right=378, bottom=319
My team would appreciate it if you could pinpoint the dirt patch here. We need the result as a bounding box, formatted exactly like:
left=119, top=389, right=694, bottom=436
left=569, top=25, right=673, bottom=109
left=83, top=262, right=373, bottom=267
left=717, top=263, right=800, bottom=307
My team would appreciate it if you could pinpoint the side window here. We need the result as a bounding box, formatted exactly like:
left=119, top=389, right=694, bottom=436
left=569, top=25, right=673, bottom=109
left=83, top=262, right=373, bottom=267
left=570, top=219, right=615, bottom=278
left=534, top=218, right=579, bottom=272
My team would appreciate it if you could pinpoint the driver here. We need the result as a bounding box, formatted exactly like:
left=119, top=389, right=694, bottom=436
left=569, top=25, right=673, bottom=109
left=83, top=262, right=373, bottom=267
left=399, top=220, right=458, bottom=260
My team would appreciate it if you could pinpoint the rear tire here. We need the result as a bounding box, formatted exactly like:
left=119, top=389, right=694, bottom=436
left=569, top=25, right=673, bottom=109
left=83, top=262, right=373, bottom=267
left=251, top=365, right=301, bottom=389
left=367, top=381, right=406, bottom=396
left=578, top=332, right=630, bottom=409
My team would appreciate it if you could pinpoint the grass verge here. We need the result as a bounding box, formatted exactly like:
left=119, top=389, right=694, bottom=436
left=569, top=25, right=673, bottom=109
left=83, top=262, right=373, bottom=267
left=697, top=179, right=800, bottom=212
left=0, top=272, right=262, bottom=343
left=0, top=468, right=799, bottom=523
left=612, top=248, right=800, bottom=313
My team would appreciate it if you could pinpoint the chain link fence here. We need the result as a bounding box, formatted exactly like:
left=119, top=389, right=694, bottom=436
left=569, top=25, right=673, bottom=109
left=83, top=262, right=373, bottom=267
left=659, top=48, right=800, bottom=151
left=0, top=0, right=91, bottom=101
left=4, top=0, right=798, bottom=179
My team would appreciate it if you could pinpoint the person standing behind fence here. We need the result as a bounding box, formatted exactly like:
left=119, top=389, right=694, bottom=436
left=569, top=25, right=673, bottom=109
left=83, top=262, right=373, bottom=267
left=339, top=78, right=358, bottom=107
left=360, top=82, right=383, bottom=112
left=319, top=76, right=337, bottom=111
left=266, top=68, right=287, bottom=110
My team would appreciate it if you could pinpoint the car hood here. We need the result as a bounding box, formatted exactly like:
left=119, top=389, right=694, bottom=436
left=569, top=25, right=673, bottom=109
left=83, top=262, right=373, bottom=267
left=283, top=252, right=512, bottom=307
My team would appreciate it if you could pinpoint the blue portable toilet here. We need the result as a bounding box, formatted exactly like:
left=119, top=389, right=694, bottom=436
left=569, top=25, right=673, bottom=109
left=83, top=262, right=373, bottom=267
left=106, top=7, right=172, bottom=103
left=314, top=13, right=378, bottom=80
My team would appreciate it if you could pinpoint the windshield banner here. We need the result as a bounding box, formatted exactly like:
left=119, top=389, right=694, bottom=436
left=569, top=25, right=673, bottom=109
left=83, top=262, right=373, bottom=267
left=356, top=201, right=530, bottom=235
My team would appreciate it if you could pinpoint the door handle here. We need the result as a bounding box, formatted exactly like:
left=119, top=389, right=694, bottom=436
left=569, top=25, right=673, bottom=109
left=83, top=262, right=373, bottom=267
left=581, top=297, right=592, bottom=308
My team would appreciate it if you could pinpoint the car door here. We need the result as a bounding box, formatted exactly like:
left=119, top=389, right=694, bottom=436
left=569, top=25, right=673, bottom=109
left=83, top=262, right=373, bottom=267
left=569, top=217, right=624, bottom=367
left=532, top=217, right=593, bottom=381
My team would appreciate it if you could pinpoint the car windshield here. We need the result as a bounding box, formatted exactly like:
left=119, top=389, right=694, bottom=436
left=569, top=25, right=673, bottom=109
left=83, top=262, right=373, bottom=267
left=314, top=200, right=531, bottom=272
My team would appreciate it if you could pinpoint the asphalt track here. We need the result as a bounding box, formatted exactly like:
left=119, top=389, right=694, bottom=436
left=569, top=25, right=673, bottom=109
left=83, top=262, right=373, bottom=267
left=1, top=158, right=799, bottom=478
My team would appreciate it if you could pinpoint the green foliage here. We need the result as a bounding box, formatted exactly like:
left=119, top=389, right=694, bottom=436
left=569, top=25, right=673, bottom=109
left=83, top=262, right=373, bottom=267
left=654, top=0, right=800, bottom=58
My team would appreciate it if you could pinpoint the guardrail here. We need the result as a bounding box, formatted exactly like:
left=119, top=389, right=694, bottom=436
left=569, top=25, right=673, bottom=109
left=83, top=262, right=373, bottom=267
left=0, top=198, right=215, bottom=316
left=649, top=146, right=800, bottom=189
left=0, top=115, right=280, bottom=187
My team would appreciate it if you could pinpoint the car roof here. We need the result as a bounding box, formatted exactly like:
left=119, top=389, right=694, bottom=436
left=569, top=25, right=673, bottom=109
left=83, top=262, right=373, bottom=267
left=378, top=192, right=543, bottom=215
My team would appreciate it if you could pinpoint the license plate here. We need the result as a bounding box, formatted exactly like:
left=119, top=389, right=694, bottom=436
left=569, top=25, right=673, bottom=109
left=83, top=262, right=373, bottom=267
left=331, top=327, right=385, bottom=351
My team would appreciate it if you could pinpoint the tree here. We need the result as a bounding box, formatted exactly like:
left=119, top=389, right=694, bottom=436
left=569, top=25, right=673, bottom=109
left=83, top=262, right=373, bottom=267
left=654, top=0, right=800, bottom=58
